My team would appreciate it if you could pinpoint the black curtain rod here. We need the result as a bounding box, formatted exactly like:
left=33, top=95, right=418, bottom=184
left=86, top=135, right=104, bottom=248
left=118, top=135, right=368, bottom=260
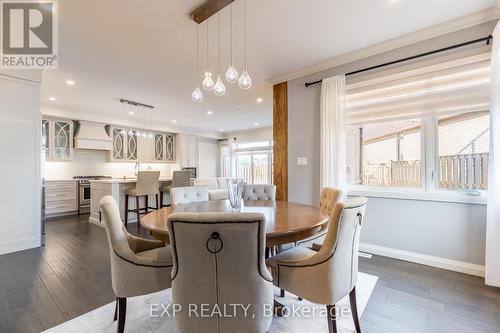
left=304, top=35, right=493, bottom=88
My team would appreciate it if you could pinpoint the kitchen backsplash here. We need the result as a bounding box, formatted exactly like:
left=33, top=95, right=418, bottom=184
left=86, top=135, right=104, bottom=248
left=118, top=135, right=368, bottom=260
left=44, top=150, right=181, bottom=180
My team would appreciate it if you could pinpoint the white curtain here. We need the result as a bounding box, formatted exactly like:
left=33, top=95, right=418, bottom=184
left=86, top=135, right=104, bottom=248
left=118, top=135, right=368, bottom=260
left=486, top=23, right=500, bottom=287
left=320, top=75, right=347, bottom=192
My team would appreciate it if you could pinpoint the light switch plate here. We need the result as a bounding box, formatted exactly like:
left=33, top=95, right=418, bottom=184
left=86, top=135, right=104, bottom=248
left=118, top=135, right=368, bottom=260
left=297, top=157, right=308, bottom=166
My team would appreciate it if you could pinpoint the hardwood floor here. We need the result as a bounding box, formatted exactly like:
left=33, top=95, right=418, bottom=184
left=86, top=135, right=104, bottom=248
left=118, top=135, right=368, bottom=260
left=0, top=214, right=499, bottom=332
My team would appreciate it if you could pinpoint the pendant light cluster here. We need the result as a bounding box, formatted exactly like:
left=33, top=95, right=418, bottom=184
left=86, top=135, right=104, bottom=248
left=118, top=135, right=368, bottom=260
left=191, top=0, right=251, bottom=103
left=119, top=99, right=155, bottom=138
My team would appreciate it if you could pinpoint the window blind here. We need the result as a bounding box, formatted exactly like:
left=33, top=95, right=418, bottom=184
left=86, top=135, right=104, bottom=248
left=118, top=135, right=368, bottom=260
left=345, top=48, right=491, bottom=124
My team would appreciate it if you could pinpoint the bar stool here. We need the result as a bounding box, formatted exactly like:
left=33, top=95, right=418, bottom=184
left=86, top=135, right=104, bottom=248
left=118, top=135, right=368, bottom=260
left=159, top=170, right=191, bottom=207
left=125, top=171, right=160, bottom=231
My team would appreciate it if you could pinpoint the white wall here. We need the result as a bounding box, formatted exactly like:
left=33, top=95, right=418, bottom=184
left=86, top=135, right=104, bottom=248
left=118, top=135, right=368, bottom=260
left=225, top=127, right=273, bottom=143
left=0, top=73, right=42, bottom=255
left=198, top=138, right=219, bottom=178
left=287, top=22, right=497, bottom=270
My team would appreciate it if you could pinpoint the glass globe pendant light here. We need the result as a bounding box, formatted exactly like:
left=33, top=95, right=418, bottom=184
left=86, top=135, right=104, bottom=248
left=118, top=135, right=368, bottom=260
left=225, top=4, right=239, bottom=83
left=192, top=87, right=204, bottom=102
left=202, top=72, right=214, bottom=91
left=213, top=13, right=226, bottom=96
left=192, top=24, right=204, bottom=102
left=214, top=75, right=226, bottom=96
left=238, top=0, right=252, bottom=89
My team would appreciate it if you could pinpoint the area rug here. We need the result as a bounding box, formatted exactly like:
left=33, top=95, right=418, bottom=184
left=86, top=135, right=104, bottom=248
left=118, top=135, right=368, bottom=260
left=43, top=273, right=378, bottom=333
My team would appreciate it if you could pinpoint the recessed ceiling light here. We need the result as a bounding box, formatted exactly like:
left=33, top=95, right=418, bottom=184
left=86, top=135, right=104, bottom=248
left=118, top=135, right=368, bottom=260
left=129, top=111, right=134, bottom=115
left=219, top=129, right=224, bottom=132
left=387, top=0, right=399, bottom=3
left=207, top=110, right=213, bottom=115
left=254, top=122, right=259, bottom=126
left=257, top=98, right=263, bottom=103
left=172, top=120, right=177, bottom=123
left=48, top=96, right=56, bottom=101
left=65, top=80, right=75, bottom=85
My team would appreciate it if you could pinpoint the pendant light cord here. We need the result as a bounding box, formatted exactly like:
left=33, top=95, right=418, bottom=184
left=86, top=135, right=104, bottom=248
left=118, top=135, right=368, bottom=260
left=218, top=13, right=221, bottom=74
left=196, top=24, right=199, bottom=81
left=206, top=21, right=210, bottom=74
left=244, top=0, right=247, bottom=69
left=230, top=4, right=233, bottom=65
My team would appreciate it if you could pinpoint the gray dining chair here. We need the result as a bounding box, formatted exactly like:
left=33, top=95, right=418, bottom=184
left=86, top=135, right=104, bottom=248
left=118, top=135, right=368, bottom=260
left=170, top=186, right=209, bottom=205
left=100, top=195, right=173, bottom=333
left=160, top=170, right=192, bottom=207
left=267, top=197, right=368, bottom=333
left=242, top=184, right=276, bottom=201
left=167, top=212, right=274, bottom=333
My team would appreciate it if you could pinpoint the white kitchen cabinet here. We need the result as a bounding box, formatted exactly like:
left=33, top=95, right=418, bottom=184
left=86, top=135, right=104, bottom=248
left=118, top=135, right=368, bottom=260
left=44, top=181, right=78, bottom=217
left=110, top=127, right=138, bottom=162
left=177, top=134, right=198, bottom=167
left=152, top=132, right=175, bottom=163
left=110, top=127, right=176, bottom=163
left=42, top=118, right=74, bottom=161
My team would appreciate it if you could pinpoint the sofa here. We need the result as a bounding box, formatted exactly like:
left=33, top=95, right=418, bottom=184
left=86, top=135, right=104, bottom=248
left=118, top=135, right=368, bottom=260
left=193, top=178, right=231, bottom=201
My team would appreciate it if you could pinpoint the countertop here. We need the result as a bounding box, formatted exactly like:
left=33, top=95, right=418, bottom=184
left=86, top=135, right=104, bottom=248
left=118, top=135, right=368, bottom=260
left=89, top=177, right=173, bottom=184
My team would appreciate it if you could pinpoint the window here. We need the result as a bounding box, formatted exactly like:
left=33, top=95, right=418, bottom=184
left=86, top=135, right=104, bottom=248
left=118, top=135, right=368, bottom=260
left=220, top=145, right=231, bottom=178
left=348, top=119, right=421, bottom=187
left=236, top=151, right=272, bottom=184
left=220, top=140, right=273, bottom=184
left=345, top=50, right=491, bottom=196
left=438, top=111, right=489, bottom=190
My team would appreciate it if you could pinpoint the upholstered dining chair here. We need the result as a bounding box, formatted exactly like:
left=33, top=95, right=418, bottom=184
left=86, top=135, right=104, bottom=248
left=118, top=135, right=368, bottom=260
left=170, top=186, right=209, bottom=205
left=160, top=170, right=192, bottom=207
left=242, top=184, right=276, bottom=201
left=296, top=187, right=343, bottom=248
left=167, top=212, right=274, bottom=333
left=100, top=196, right=173, bottom=333
left=124, top=171, right=160, bottom=231
left=266, top=197, right=368, bottom=333
left=278, top=188, right=342, bottom=252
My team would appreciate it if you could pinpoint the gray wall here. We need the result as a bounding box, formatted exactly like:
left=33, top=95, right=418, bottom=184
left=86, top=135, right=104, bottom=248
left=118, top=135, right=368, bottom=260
left=287, top=22, right=496, bottom=265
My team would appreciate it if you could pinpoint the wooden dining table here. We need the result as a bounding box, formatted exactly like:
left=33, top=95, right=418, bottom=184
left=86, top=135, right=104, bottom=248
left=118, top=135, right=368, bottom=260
left=141, top=200, right=330, bottom=246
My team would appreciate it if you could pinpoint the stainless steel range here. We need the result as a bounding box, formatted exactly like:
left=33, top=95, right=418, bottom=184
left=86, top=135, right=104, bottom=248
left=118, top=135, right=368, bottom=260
left=73, top=176, right=112, bottom=214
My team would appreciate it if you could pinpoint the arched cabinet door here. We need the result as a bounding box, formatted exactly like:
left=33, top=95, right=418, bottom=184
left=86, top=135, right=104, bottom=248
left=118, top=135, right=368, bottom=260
left=110, top=127, right=138, bottom=162
left=152, top=132, right=175, bottom=163
left=42, top=118, right=74, bottom=161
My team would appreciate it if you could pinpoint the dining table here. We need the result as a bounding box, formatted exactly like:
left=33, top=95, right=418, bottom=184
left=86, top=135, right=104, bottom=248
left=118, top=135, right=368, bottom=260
left=141, top=199, right=330, bottom=246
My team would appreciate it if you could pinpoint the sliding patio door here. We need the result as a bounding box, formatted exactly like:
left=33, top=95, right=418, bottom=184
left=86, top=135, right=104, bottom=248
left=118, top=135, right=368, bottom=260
left=236, top=151, right=272, bottom=184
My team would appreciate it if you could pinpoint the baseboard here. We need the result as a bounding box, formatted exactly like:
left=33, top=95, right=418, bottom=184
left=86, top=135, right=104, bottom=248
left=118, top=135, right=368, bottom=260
left=360, top=243, right=485, bottom=277
left=485, top=279, right=500, bottom=287
left=0, top=237, right=40, bottom=255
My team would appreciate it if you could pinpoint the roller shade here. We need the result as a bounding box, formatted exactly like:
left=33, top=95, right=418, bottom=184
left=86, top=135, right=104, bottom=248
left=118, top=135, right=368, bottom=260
left=345, top=49, right=491, bottom=124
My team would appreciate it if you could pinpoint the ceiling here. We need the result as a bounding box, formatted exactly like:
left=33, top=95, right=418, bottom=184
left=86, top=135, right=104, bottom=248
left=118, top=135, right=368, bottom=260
left=41, top=0, right=497, bottom=134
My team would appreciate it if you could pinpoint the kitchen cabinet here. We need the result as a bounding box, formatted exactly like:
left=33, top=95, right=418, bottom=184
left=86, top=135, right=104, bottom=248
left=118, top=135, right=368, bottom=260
left=177, top=134, right=198, bottom=168
left=44, top=180, right=78, bottom=217
left=42, top=118, right=74, bottom=161
left=152, top=132, right=175, bottom=162
left=111, top=127, right=176, bottom=163
left=110, top=127, right=138, bottom=162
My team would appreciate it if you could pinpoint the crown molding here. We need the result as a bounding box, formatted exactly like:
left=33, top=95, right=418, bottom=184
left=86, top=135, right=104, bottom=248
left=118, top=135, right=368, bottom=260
left=268, top=8, right=500, bottom=85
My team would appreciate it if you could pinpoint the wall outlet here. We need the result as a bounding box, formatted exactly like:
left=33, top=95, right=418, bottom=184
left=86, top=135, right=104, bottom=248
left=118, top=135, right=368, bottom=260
left=297, top=157, right=308, bottom=166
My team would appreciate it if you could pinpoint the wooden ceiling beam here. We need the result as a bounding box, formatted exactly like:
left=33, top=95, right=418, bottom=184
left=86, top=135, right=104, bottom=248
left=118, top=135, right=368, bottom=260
left=191, top=0, right=235, bottom=24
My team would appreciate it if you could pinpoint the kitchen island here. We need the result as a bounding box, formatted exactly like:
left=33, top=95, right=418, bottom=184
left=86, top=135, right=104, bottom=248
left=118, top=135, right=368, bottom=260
left=88, top=177, right=172, bottom=226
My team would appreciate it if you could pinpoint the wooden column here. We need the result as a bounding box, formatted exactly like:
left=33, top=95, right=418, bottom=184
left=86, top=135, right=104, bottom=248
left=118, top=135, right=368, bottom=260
left=273, top=82, right=288, bottom=201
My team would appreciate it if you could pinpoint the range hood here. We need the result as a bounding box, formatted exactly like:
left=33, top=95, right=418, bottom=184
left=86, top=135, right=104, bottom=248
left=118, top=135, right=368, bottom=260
left=74, top=121, right=112, bottom=151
